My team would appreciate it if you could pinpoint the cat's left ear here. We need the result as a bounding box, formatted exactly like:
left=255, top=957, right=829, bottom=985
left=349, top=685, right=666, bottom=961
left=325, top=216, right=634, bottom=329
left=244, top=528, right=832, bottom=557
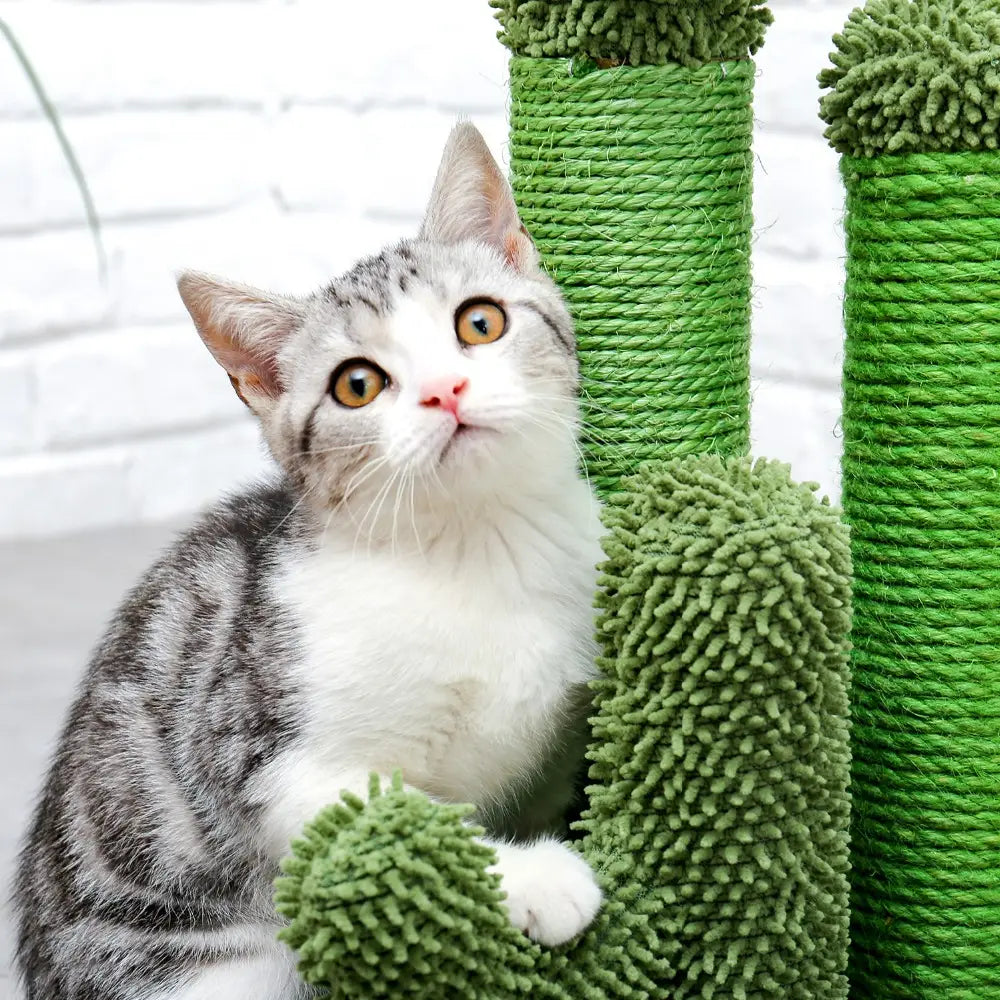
left=420, top=122, right=540, bottom=274
left=177, top=271, right=305, bottom=412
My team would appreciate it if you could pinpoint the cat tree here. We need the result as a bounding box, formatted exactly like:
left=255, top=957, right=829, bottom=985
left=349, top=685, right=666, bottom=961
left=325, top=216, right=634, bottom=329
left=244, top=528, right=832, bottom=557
left=275, top=3, right=855, bottom=997
left=820, top=0, right=1000, bottom=994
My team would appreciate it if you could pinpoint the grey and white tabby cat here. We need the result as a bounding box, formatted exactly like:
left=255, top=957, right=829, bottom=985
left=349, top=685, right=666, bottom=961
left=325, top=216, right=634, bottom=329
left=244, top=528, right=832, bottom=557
left=13, top=123, right=603, bottom=1000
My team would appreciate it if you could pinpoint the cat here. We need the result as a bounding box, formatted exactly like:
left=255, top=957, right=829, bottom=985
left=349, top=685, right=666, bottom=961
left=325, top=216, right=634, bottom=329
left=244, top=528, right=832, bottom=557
left=13, top=122, right=604, bottom=1000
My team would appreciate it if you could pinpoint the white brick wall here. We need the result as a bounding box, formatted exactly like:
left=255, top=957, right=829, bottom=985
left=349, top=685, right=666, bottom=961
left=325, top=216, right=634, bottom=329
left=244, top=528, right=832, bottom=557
left=0, top=0, right=854, bottom=540
left=752, top=0, right=853, bottom=499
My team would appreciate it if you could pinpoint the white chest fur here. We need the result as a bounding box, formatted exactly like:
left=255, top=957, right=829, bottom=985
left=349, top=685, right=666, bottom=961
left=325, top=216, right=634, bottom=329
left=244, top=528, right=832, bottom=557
left=273, top=484, right=603, bottom=813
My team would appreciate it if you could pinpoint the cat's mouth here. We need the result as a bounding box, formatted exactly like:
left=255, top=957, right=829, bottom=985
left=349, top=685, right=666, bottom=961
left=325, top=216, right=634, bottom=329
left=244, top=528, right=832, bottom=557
left=440, top=422, right=496, bottom=463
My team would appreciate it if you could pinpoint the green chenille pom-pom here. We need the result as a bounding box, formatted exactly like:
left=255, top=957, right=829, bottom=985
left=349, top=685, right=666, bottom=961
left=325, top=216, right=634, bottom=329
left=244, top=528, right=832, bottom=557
left=491, top=0, right=772, bottom=67
left=274, top=774, right=535, bottom=998
left=819, top=0, right=1000, bottom=157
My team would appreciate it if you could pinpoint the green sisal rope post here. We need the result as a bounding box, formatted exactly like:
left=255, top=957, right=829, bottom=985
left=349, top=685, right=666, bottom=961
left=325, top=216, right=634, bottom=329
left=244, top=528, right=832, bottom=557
left=496, top=1, right=772, bottom=495
left=820, top=1, right=1000, bottom=995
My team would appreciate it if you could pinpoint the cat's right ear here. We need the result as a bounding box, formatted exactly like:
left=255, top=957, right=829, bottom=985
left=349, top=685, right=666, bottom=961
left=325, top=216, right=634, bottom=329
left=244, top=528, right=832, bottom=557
left=177, top=271, right=305, bottom=412
left=419, top=122, right=540, bottom=274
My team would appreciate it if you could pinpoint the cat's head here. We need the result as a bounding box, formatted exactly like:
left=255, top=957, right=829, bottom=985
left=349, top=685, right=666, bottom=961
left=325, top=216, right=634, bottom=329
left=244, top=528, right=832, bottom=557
left=178, top=123, right=579, bottom=531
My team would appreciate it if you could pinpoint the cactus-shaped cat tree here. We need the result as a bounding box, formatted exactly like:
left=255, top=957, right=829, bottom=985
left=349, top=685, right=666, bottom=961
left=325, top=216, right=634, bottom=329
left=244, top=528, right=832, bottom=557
left=275, top=4, right=854, bottom=998
left=820, top=1, right=1000, bottom=995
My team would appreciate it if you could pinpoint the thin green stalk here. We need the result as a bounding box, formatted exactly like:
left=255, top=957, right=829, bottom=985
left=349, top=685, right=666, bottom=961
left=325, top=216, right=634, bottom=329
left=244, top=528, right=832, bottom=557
left=0, top=18, right=107, bottom=283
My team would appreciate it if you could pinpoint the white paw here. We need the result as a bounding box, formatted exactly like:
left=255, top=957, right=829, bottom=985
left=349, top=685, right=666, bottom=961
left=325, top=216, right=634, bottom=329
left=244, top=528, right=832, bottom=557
left=489, top=838, right=602, bottom=947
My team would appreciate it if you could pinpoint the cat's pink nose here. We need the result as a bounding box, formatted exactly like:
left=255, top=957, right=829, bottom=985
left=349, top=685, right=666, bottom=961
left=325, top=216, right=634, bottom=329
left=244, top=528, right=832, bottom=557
left=420, top=376, right=469, bottom=417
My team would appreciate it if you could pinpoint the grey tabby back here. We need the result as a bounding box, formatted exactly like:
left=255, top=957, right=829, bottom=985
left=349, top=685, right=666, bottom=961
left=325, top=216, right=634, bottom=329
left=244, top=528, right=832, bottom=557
left=14, top=489, right=312, bottom=999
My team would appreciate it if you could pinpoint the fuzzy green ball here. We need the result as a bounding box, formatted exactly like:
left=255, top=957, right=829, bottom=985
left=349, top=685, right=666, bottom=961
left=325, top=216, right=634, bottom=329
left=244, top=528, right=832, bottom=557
left=491, top=0, right=772, bottom=68
left=819, top=0, right=1000, bottom=157
left=275, top=774, right=534, bottom=998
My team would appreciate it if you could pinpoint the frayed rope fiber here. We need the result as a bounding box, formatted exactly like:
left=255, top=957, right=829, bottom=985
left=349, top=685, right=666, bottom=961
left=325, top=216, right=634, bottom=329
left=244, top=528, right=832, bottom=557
left=839, top=148, right=1000, bottom=999
left=275, top=456, right=854, bottom=1000
left=509, top=58, right=754, bottom=496
left=490, top=0, right=772, bottom=68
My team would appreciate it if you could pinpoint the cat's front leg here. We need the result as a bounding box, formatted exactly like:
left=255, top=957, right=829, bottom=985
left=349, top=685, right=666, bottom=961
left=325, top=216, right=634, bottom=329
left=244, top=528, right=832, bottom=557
left=251, top=756, right=388, bottom=862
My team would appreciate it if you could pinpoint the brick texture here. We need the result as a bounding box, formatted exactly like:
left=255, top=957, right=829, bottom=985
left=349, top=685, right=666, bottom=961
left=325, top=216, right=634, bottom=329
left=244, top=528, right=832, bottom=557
left=0, top=0, right=853, bottom=539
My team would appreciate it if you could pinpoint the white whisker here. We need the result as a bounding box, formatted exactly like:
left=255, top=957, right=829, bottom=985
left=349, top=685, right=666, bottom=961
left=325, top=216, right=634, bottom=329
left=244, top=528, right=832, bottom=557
left=341, top=454, right=392, bottom=505
left=305, top=439, right=381, bottom=457
left=390, top=468, right=411, bottom=556
left=407, top=472, right=424, bottom=557
left=365, top=468, right=403, bottom=555
left=264, top=478, right=320, bottom=542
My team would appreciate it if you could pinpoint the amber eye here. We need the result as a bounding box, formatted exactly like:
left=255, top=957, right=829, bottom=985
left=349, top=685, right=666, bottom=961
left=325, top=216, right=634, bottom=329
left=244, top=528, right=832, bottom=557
left=455, top=299, right=507, bottom=346
left=331, top=360, right=387, bottom=408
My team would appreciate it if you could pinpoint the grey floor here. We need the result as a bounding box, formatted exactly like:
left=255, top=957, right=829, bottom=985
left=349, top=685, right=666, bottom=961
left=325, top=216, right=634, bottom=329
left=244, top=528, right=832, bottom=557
left=0, top=521, right=180, bottom=999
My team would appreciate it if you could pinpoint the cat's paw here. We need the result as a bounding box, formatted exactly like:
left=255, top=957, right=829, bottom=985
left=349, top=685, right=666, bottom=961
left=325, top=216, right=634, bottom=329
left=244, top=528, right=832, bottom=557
left=489, top=838, right=602, bottom=947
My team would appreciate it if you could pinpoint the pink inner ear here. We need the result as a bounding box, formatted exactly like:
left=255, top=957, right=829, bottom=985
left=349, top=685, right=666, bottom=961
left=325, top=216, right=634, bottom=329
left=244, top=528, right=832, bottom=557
left=482, top=163, right=524, bottom=261
left=504, top=228, right=534, bottom=271
left=178, top=271, right=303, bottom=403
left=237, top=358, right=284, bottom=400
left=202, top=327, right=285, bottom=400
left=480, top=160, right=537, bottom=273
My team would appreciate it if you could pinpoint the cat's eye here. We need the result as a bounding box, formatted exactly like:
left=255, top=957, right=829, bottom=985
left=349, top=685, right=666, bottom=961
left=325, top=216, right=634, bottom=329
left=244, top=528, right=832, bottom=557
left=331, top=360, right=388, bottom=408
left=455, top=299, right=507, bottom=346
